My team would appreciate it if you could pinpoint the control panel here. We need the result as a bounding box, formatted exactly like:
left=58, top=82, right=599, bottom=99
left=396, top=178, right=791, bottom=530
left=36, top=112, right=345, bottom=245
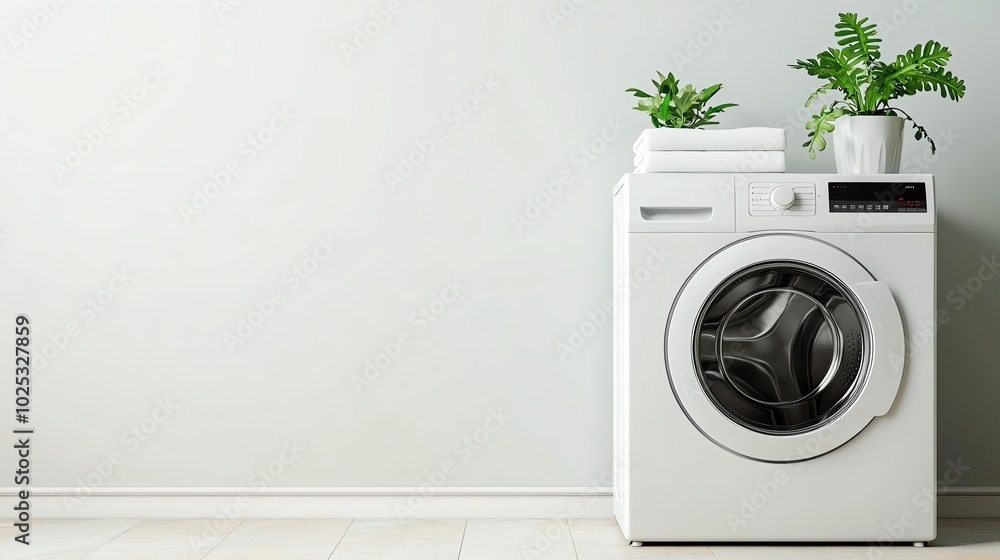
left=829, top=181, right=928, bottom=213
left=749, top=183, right=816, bottom=216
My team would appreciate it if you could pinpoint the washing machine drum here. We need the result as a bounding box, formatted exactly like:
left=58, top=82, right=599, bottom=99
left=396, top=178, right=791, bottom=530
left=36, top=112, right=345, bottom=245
left=665, top=235, right=906, bottom=463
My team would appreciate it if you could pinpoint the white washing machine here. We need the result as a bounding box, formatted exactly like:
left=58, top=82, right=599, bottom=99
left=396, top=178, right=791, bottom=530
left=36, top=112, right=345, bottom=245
left=612, top=173, right=936, bottom=545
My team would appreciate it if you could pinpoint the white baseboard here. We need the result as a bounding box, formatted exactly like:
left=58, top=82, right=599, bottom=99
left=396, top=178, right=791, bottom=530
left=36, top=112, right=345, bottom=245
left=939, top=486, right=1000, bottom=518
left=1, top=487, right=614, bottom=519
left=5, top=486, right=997, bottom=519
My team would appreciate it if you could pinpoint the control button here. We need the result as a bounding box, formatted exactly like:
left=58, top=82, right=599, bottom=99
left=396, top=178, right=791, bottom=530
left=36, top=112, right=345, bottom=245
left=769, top=185, right=796, bottom=211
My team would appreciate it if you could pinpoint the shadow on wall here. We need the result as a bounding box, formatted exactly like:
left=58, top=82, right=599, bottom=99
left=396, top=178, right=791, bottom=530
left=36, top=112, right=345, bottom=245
left=935, top=211, right=1000, bottom=484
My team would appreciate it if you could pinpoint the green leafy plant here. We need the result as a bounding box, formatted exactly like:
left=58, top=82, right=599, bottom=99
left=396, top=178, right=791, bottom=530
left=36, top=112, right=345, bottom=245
left=791, top=12, right=966, bottom=158
left=627, top=71, right=737, bottom=128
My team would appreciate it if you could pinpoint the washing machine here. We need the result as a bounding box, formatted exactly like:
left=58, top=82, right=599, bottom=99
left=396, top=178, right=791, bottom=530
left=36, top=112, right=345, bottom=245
left=612, top=173, right=936, bottom=545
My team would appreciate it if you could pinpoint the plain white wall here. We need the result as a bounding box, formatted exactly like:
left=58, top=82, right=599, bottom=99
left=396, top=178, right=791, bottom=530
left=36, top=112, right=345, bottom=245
left=1, top=0, right=996, bottom=491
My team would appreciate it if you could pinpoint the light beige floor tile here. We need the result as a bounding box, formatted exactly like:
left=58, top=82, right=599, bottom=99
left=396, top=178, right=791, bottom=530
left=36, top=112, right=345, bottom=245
left=0, top=519, right=140, bottom=560
left=928, top=543, right=1000, bottom=559
left=929, top=519, right=1000, bottom=559
left=459, top=549, right=577, bottom=560
left=567, top=518, right=631, bottom=547
left=570, top=518, right=715, bottom=558
left=85, top=518, right=238, bottom=560
left=459, top=519, right=576, bottom=559
left=112, top=518, right=230, bottom=540
left=929, top=551, right=1000, bottom=560
left=203, top=519, right=353, bottom=559
left=823, top=545, right=941, bottom=559
left=576, top=547, right=719, bottom=560
left=710, top=545, right=840, bottom=560
left=330, top=518, right=465, bottom=559
left=0, top=517, right=994, bottom=559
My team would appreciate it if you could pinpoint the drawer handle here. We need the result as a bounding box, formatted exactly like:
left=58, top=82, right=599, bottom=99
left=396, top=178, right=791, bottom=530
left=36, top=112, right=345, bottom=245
left=639, top=207, right=714, bottom=222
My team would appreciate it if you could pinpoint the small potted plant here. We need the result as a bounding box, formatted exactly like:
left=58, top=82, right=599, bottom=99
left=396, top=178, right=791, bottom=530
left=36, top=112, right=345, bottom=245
left=625, top=73, right=787, bottom=173
left=627, top=72, right=737, bottom=129
left=791, top=13, right=966, bottom=173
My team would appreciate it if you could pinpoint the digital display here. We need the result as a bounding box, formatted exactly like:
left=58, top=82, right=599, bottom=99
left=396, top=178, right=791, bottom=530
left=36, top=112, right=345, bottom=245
left=828, top=182, right=927, bottom=213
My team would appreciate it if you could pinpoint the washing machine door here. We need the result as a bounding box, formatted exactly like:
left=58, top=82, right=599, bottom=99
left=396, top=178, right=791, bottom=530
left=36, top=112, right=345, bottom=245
left=666, top=235, right=906, bottom=462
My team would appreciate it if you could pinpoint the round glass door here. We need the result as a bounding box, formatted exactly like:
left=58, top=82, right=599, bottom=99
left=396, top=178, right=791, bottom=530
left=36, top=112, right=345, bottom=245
left=694, top=262, right=870, bottom=435
left=665, top=235, right=906, bottom=462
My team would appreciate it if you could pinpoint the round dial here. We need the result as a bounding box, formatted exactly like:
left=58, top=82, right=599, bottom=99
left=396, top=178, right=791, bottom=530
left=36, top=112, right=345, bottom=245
left=769, top=185, right=796, bottom=211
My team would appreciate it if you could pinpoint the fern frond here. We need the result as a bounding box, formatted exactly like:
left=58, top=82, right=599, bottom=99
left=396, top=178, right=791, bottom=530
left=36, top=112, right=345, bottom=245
left=898, top=68, right=966, bottom=100
left=803, top=105, right=846, bottom=159
left=891, top=40, right=952, bottom=75
left=885, top=42, right=965, bottom=100
left=835, top=13, right=881, bottom=61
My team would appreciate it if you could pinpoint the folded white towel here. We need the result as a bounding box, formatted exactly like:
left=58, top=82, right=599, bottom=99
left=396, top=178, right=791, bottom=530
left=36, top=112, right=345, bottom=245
left=633, top=127, right=786, bottom=153
left=634, top=151, right=786, bottom=173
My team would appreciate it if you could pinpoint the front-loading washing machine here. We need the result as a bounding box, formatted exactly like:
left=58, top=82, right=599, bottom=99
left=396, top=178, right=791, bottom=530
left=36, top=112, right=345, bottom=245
left=612, top=173, right=935, bottom=545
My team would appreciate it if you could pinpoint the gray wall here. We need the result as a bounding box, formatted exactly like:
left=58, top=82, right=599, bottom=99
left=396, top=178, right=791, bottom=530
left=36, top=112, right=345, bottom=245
left=1, top=0, right=996, bottom=492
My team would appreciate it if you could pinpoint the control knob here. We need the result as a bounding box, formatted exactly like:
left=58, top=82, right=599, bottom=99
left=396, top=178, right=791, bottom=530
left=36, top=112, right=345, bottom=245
left=769, top=185, right=796, bottom=211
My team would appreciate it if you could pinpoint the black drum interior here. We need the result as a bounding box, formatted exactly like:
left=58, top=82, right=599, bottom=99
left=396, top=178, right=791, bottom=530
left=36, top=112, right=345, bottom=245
left=693, top=262, right=871, bottom=435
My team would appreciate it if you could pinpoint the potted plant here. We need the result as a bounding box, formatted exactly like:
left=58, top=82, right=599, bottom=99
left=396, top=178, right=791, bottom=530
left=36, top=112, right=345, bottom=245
left=625, top=73, right=788, bottom=173
left=791, top=13, right=966, bottom=173
left=626, top=72, right=737, bottom=129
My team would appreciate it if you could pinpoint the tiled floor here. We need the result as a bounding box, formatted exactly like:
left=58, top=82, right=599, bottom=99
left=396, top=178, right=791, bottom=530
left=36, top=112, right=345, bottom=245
left=0, top=518, right=996, bottom=559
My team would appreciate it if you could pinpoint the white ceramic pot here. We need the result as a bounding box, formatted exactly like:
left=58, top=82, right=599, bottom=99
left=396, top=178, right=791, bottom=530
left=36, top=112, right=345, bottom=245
left=832, top=115, right=905, bottom=174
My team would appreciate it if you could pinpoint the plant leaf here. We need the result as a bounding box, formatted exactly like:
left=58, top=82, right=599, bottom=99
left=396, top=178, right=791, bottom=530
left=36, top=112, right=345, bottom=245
left=883, top=41, right=965, bottom=101
left=627, top=71, right=736, bottom=129
left=697, top=83, right=723, bottom=104
left=834, top=13, right=881, bottom=61
left=805, top=81, right=834, bottom=107
left=665, top=72, right=679, bottom=96
left=803, top=105, right=846, bottom=159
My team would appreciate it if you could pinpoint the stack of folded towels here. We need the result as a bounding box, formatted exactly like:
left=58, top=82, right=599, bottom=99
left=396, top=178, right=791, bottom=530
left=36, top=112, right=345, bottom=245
left=633, top=127, right=787, bottom=173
